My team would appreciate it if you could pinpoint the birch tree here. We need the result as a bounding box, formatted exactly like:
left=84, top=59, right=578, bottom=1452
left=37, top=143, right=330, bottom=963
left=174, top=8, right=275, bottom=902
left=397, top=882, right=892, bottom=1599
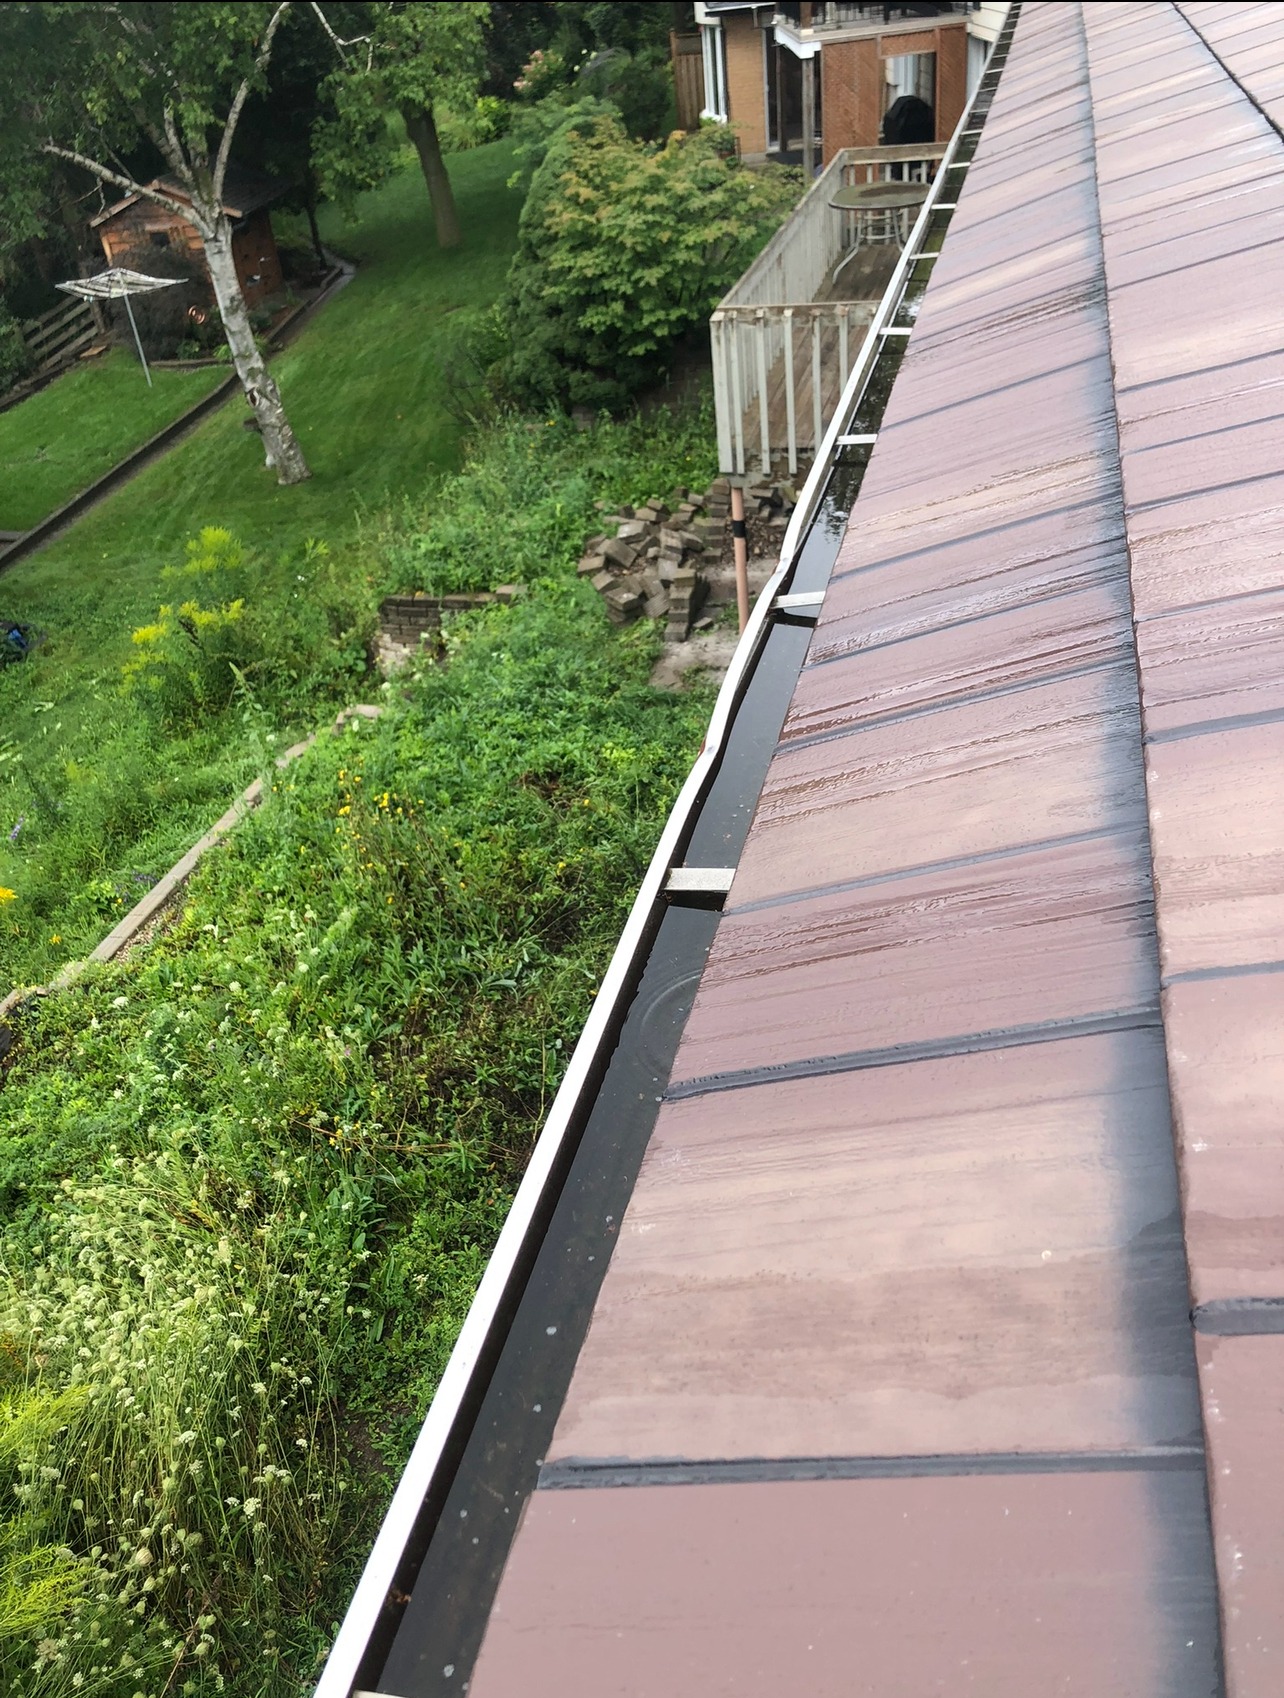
left=3, top=2, right=311, bottom=484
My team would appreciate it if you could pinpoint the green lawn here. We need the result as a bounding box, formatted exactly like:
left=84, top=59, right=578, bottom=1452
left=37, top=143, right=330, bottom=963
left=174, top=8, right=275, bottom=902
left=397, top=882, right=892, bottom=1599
left=0, top=139, right=524, bottom=985
left=0, top=353, right=226, bottom=533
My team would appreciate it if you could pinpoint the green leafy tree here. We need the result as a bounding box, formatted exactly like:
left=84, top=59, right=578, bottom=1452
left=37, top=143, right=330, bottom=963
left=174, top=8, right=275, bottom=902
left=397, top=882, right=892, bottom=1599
left=314, top=0, right=489, bottom=249
left=237, top=6, right=350, bottom=266
left=0, top=1, right=311, bottom=484
left=503, top=113, right=797, bottom=408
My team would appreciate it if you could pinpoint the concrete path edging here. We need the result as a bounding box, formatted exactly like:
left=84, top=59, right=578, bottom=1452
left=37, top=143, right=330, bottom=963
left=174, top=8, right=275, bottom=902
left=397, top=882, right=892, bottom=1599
left=0, top=701, right=381, bottom=1039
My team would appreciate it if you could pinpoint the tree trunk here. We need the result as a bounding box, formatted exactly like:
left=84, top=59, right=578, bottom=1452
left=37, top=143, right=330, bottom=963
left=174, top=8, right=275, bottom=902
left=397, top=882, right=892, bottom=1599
left=402, top=103, right=461, bottom=249
left=305, top=191, right=326, bottom=269
left=202, top=214, right=311, bottom=486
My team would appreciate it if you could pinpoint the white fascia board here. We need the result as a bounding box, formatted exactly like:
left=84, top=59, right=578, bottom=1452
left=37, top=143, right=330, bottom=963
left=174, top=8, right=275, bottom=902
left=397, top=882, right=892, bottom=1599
left=774, top=21, right=820, bottom=58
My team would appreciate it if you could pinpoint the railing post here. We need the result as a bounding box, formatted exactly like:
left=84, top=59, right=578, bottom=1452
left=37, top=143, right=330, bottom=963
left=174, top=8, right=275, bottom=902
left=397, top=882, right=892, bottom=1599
left=711, top=311, right=734, bottom=474
left=783, top=307, right=797, bottom=477
left=811, top=311, right=823, bottom=456
left=730, top=311, right=746, bottom=477
left=755, top=309, right=771, bottom=478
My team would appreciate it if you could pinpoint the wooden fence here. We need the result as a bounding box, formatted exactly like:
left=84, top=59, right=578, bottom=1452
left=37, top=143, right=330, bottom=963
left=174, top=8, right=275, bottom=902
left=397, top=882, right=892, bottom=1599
left=20, top=296, right=100, bottom=372
left=711, top=143, right=946, bottom=475
left=670, top=32, right=704, bottom=131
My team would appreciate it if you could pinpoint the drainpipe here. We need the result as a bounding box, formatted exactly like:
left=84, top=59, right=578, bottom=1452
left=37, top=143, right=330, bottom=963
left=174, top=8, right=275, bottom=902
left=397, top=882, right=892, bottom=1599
left=731, top=483, right=750, bottom=631
left=802, top=53, right=816, bottom=177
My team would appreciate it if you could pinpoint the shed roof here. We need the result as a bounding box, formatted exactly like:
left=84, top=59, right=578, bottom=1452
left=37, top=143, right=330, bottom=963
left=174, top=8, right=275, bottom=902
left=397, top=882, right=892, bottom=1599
left=90, top=166, right=288, bottom=228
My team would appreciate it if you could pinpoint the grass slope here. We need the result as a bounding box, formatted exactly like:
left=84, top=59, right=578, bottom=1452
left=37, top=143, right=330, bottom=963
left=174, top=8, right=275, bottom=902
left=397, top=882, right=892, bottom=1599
left=0, top=400, right=719, bottom=1695
left=0, top=142, right=523, bottom=986
left=0, top=354, right=226, bottom=534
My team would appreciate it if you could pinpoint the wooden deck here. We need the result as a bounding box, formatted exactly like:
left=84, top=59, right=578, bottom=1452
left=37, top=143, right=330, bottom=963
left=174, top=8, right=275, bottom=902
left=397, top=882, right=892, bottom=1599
left=713, top=144, right=945, bottom=473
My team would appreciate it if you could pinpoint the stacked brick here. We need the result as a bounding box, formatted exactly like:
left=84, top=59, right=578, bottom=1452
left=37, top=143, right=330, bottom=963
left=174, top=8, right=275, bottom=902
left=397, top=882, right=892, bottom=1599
left=377, top=587, right=524, bottom=663
left=577, top=475, right=797, bottom=642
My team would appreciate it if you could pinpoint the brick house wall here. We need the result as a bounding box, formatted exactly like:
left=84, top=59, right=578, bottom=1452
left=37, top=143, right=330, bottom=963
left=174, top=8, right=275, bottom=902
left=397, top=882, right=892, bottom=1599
left=98, top=203, right=205, bottom=268
left=229, top=211, right=284, bottom=305
left=723, top=11, right=971, bottom=166
left=877, top=20, right=969, bottom=142
left=933, top=23, right=969, bottom=141
left=724, top=11, right=768, bottom=156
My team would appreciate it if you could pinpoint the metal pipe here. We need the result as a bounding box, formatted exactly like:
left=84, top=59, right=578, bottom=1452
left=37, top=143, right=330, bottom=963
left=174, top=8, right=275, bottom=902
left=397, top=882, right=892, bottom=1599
left=731, top=483, right=750, bottom=633
left=122, top=289, right=153, bottom=387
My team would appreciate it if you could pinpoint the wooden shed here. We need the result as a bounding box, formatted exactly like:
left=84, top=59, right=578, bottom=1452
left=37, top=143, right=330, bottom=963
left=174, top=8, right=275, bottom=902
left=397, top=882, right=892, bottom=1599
left=90, top=168, right=287, bottom=306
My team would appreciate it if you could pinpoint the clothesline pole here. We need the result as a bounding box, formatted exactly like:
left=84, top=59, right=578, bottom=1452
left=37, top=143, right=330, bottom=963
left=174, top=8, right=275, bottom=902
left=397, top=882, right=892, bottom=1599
left=121, top=289, right=152, bottom=387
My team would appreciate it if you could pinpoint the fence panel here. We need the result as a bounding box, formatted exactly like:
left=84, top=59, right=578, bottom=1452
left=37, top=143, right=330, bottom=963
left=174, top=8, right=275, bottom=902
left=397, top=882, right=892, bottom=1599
left=670, top=32, right=704, bottom=131
left=20, top=298, right=99, bottom=370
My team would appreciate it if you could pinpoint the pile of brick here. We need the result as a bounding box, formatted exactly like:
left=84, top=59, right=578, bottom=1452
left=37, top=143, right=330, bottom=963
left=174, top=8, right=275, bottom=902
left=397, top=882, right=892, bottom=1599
left=578, top=474, right=809, bottom=639
left=578, top=482, right=729, bottom=641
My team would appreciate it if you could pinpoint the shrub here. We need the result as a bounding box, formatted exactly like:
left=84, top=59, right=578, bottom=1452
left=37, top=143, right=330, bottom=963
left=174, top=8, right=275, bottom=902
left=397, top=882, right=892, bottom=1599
left=123, top=528, right=371, bottom=732
left=0, top=583, right=713, bottom=1693
left=438, top=93, right=512, bottom=153
left=374, top=402, right=717, bottom=596
left=576, top=46, right=675, bottom=141
left=0, top=305, right=32, bottom=395
left=501, top=114, right=799, bottom=409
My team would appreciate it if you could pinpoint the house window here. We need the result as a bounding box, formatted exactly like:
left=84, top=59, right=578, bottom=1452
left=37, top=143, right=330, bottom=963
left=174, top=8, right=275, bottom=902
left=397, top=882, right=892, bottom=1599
left=701, top=22, right=728, bottom=120
left=148, top=229, right=170, bottom=248
left=884, top=51, right=936, bottom=111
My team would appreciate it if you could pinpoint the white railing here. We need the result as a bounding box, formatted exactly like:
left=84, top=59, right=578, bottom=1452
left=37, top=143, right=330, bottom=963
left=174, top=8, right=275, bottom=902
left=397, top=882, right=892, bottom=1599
left=712, top=143, right=945, bottom=476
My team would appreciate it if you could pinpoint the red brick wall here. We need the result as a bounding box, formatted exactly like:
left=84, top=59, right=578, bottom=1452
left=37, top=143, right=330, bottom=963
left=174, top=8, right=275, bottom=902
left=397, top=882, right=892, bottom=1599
left=724, top=12, right=767, bottom=157
left=934, top=23, right=968, bottom=142
left=821, top=36, right=882, bottom=163
left=877, top=21, right=969, bottom=143
left=882, top=28, right=937, bottom=57
left=99, top=205, right=283, bottom=306
left=99, top=205, right=203, bottom=267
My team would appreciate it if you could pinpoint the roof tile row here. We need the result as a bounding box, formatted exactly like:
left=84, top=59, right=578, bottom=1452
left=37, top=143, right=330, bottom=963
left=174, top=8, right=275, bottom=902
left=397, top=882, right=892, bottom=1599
left=1085, top=6, right=1284, bottom=1688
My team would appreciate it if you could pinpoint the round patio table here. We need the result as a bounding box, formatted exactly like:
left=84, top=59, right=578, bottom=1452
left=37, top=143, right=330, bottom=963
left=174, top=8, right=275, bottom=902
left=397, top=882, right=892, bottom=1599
left=830, top=179, right=929, bottom=238
left=829, top=179, right=930, bottom=284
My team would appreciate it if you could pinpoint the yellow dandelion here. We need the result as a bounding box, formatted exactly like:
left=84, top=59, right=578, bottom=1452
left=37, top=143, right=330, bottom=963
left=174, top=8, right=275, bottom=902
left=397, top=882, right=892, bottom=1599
left=0, top=887, right=15, bottom=904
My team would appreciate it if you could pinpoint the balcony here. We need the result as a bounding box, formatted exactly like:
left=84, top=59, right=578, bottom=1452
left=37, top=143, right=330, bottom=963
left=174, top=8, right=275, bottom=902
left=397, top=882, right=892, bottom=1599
left=777, top=2, right=976, bottom=32
left=710, top=142, right=944, bottom=475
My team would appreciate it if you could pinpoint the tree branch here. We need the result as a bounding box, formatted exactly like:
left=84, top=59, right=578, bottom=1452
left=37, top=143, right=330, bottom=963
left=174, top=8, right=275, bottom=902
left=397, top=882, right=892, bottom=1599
left=309, top=0, right=373, bottom=60
left=39, top=142, right=209, bottom=233
left=160, top=103, right=190, bottom=183
left=213, top=0, right=293, bottom=204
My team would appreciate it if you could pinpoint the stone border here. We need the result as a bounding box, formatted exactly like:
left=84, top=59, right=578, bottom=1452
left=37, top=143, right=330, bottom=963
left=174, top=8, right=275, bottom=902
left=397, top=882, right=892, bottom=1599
left=0, top=701, right=382, bottom=1046
left=0, top=260, right=350, bottom=579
